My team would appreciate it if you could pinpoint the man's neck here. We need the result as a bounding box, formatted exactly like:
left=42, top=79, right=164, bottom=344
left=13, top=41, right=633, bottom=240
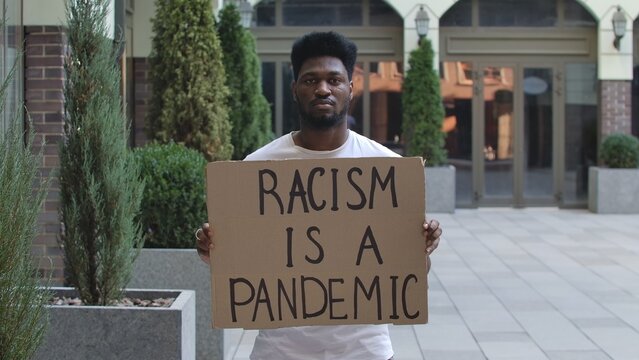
left=292, top=122, right=349, bottom=151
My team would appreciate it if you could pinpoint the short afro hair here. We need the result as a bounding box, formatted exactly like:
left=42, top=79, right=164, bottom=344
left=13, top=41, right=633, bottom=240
left=290, top=32, right=358, bottom=81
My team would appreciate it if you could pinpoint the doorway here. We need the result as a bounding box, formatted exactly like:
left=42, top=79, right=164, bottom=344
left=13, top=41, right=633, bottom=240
left=443, top=62, right=560, bottom=207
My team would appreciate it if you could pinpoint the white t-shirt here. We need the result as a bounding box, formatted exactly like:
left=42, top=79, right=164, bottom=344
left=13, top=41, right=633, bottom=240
left=244, top=130, right=398, bottom=360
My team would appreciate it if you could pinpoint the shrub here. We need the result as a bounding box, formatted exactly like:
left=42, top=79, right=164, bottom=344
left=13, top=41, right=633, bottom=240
left=0, top=61, right=50, bottom=360
left=402, top=38, right=447, bottom=166
left=147, top=0, right=233, bottom=161
left=600, top=133, right=639, bottom=168
left=59, top=0, right=145, bottom=305
left=134, top=143, right=207, bottom=248
left=218, top=4, right=272, bottom=159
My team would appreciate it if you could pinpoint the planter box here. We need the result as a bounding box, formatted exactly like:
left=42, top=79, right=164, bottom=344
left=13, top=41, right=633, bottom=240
left=130, top=249, right=223, bottom=360
left=589, top=167, right=639, bottom=213
left=34, top=287, right=195, bottom=360
left=425, top=165, right=456, bottom=213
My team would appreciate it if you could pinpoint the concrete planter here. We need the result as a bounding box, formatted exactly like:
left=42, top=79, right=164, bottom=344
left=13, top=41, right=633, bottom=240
left=35, top=287, right=195, bottom=360
left=130, top=249, right=224, bottom=360
left=425, top=165, right=456, bottom=213
left=588, top=167, right=639, bottom=213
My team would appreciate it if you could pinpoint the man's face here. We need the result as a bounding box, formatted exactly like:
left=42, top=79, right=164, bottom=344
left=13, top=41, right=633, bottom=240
left=292, top=56, right=353, bottom=130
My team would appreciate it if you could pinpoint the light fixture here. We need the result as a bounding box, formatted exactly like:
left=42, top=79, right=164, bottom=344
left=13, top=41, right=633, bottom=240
left=612, top=6, right=626, bottom=51
left=238, top=0, right=253, bottom=29
left=414, top=5, right=429, bottom=44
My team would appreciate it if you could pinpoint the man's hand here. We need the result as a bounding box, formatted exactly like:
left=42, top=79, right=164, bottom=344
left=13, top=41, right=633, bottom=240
left=423, top=219, right=442, bottom=273
left=195, top=223, right=214, bottom=265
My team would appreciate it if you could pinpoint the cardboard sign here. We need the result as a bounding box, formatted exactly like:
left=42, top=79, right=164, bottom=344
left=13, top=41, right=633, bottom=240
left=205, top=157, right=428, bottom=329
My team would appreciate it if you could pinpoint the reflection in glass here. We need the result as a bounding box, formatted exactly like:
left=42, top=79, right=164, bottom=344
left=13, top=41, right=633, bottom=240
left=369, top=62, right=403, bottom=153
left=479, top=0, right=557, bottom=27
left=564, top=63, right=597, bottom=205
left=349, top=63, right=364, bottom=134
left=633, top=65, right=639, bottom=137
left=282, top=62, right=298, bottom=134
left=441, top=62, right=473, bottom=206
left=523, top=68, right=553, bottom=199
left=255, top=0, right=275, bottom=26
left=261, top=62, right=276, bottom=133
left=283, top=0, right=362, bottom=26
left=369, top=0, right=403, bottom=27
left=440, top=0, right=472, bottom=27
left=564, top=0, right=596, bottom=27
left=483, top=66, right=514, bottom=199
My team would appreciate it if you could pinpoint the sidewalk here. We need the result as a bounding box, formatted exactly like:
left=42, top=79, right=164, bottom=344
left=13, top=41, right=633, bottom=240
left=224, top=209, right=639, bottom=360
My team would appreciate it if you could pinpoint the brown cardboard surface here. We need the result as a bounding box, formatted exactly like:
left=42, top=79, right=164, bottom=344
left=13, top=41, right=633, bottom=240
left=206, top=157, right=427, bottom=329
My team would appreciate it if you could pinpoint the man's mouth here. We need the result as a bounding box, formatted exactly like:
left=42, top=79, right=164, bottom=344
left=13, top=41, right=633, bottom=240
left=311, top=99, right=335, bottom=108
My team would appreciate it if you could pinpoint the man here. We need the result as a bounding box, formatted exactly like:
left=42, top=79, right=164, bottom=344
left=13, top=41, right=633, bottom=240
left=196, top=31, right=442, bottom=360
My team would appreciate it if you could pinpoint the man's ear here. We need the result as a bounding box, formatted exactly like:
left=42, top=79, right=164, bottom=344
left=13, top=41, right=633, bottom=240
left=349, top=81, right=354, bottom=101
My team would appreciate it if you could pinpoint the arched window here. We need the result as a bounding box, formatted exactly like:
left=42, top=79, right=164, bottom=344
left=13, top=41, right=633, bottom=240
left=632, top=16, right=639, bottom=136
left=440, top=0, right=596, bottom=28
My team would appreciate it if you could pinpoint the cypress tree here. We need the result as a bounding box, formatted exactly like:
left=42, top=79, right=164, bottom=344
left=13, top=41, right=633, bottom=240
left=59, top=0, right=145, bottom=305
left=148, top=0, right=233, bottom=161
left=218, top=4, right=272, bottom=160
left=0, top=56, right=50, bottom=360
left=402, top=38, right=447, bottom=166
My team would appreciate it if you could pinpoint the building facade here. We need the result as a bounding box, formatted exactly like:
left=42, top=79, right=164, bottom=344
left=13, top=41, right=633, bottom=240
left=2, top=0, right=638, bottom=284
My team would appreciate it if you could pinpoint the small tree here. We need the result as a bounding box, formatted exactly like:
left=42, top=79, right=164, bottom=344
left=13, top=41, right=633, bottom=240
left=0, top=60, right=50, bottom=360
left=59, top=0, right=144, bottom=305
left=218, top=4, right=272, bottom=160
left=402, top=38, right=447, bottom=166
left=147, top=0, right=233, bottom=161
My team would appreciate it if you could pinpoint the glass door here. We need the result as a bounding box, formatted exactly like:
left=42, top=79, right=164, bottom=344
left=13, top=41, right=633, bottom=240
left=476, top=64, right=557, bottom=206
left=477, top=64, right=516, bottom=206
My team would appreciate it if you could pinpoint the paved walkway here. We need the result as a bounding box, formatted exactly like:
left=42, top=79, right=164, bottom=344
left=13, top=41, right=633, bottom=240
left=224, top=209, right=639, bottom=360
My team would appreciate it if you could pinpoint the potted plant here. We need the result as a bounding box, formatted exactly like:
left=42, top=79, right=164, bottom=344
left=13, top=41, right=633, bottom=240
left=588, top=133, right=639, bottom=213
left=34, top=1, right=194, bottom=358
left=402, top=37, right=455, bottom=213
left=129, top=142, right=221, bottom=360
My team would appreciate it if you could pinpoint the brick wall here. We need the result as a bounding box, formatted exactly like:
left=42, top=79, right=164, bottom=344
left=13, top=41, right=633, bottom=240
left=24, top=26, right=66, bottom=285
left=600, top=80, right=632, bottom=138
left=133, top=57, right=150, bottom=146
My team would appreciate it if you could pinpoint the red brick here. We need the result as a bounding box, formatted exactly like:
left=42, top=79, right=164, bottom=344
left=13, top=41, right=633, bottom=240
left=25, top=26, right=45, bottom=34
left=34, top=123, right=64, bottom=133
left=45, top=112, right=63, bottom=123
left=25, top=56, right=64, bottom=68
left=45, top=134, right=63, bottom=143
left=35, top=234, right=57, bottom=245
left=26, top=90, right=44, bottom=101
left=27, top=34, right=64, bottom=45
left=45, top=45, right=64, bottom=56
left=45, top=90, right=64, bottom=101
left=26, top=67, right=44, bottom=79
left=44, top=68, right=64, bottom=78
left=44, top=156, right=60, bottom=167
left=25, top=79, right=65, bottom=90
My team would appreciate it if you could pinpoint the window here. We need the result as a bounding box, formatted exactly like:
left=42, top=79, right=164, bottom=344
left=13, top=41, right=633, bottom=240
left=440, top=0, right=472, bottom=27
left=563, top=0, right=596, bottom=27
left=479, top=0, right=557, bottom=27
left=282, top=0, right=362, bottom=26
left=0, top=1, right=22, bottom=139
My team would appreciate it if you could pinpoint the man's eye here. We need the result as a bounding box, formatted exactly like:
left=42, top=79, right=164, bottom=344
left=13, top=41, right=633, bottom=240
left=329, top=79, right=342, bottom=85
left=304, top=79, right=316, bottom=85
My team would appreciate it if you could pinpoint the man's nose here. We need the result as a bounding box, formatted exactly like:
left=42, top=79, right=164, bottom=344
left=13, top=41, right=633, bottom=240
left=314, top=81, right=331, bottom=97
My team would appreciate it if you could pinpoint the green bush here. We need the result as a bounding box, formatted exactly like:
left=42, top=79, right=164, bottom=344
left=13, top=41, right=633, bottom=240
left=600, top=133, right=639, bottom=168
left=402, top=38, right=447, bottom=166
left=147, top=0, right=233, bottom=161
left=134, top=143, right=207, bottom=248
left=218, top=4, right=272, bottom=159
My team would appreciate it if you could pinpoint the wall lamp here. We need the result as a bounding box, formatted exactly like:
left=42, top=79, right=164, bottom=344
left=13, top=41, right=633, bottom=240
left=238, top=0, right=253, bottom=29
left=612, top=6, right=626, bottom=51
left=415, top=5, right=429, bottom=45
